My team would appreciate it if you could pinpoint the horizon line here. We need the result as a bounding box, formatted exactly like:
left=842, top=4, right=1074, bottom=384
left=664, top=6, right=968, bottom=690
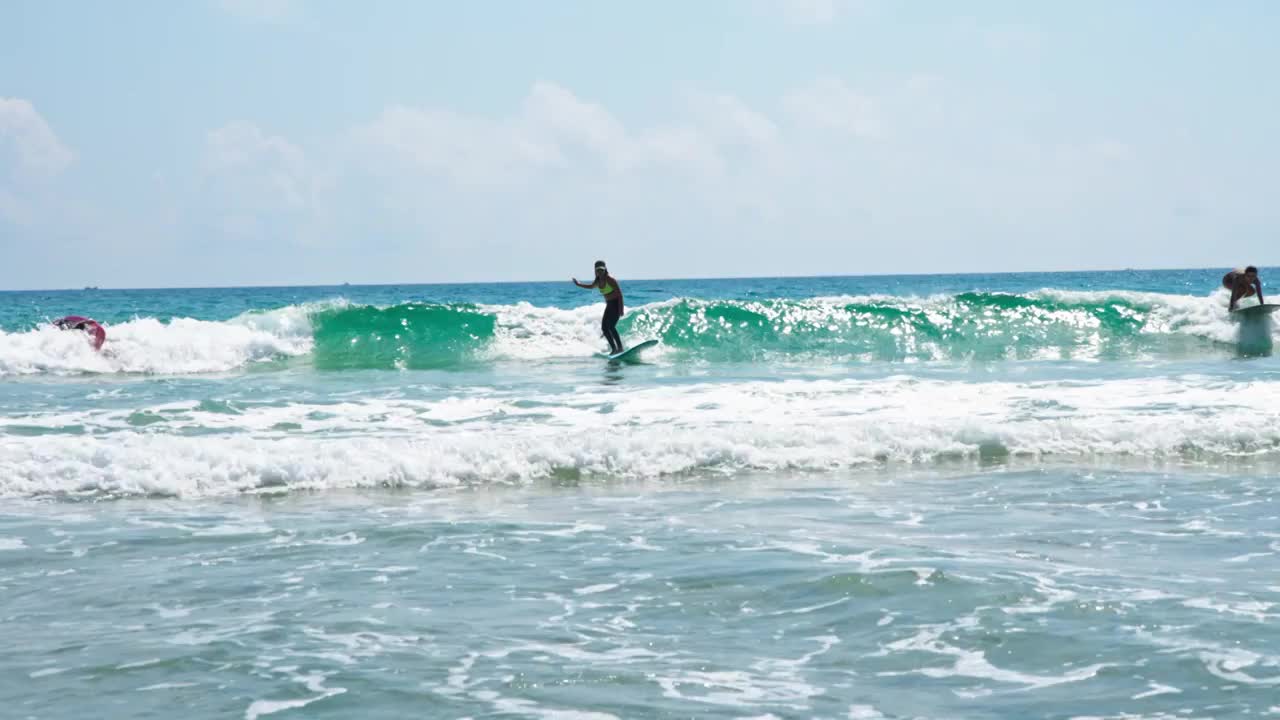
left=0, top=263, right=1254, bottom=294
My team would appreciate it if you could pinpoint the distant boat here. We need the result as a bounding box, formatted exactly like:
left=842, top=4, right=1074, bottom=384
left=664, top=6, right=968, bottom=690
left=83, top=286, right=99, bottom=291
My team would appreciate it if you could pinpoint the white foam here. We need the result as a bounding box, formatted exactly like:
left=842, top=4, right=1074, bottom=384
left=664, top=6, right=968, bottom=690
left=244, top=671, right=346, bottom=720
left=9, top=373, right=1280, bottom=496
left=482, top=696, right=619, bottom=720
left=1132, top=683, right=1181, bottom=699
left=1034, top=288, right=1258, bottom=346
left=0, top=303, right=321, bottom=376
left=1182, top=597, right=1277, bottom=622
left=137, top=682, right=199, bottom=692
left=483, top=301, right=615, bottom=361
left=0, top=290, right=1265, bottom=375
left=116, top=658, right=165, bottom=669
left=754, top=288, right=1269, bottom=360
left=655, top=636, right=838, bottom=712
left=657, top=670, right=823, bottom=710
left=881, top=618, right=1110, bottom=694
left=1130, top=626, right=1280, bottom=686
left=244, top=691, right=343, bottom=720
left=1201, top=648, right=1280, bottom=685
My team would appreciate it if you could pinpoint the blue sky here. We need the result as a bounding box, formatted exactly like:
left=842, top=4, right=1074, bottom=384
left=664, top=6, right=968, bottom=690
left=2, top=0, right=1278, bottom=289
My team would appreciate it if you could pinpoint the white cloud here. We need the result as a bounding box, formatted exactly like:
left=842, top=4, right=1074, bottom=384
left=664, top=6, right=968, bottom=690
left=784, top=76, right=883, bottom=138
left=353, top=82, right=732, bottom=187
left=1091, top=139, right=1136, bottom=163
left=524, top=81, right=631, bottom=168
left=352, top=105, right=562, bottom=187
left=0, top=98, right=73, bottom=227
left=214, top=0, right=298, bottom=23
left=982, top=24, right=1043, bottom=54
left=162, top=74, right=1195, bottom=283
left=519, top=81, right=725, bottom=176
left=0, top=189, right=27, bottom=225
left=0, top=97, right=74, bottom=178
left=198, top=122, right=323, bottom=249
left=690, top=93, right=779, bottom=147
left=327, top=82, right=794, bottom=276
left=638, top=125, right=723, bottom=177
left=766, top=0, right=863, bottom=26
left=204, top=121, right=308, bottom=210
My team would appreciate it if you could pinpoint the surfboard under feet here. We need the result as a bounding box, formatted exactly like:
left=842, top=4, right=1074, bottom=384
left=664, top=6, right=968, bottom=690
left=1231, top=304, right=1280, bottom=317
left=596, top=339, right=659, bottom=362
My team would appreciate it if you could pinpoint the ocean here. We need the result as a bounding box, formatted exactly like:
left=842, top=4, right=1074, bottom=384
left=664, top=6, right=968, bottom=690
left=2, top=269, right=1278, bottom=719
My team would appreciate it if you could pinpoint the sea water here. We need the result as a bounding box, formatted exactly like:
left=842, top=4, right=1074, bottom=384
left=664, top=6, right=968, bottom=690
left=2, top=269, right=1278, bottom=719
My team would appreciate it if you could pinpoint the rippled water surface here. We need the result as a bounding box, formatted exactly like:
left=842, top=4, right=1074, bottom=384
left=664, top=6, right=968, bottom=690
left=4, top=467, right=1279, bottom=719
left=3, top=270, right=1279, bottom=717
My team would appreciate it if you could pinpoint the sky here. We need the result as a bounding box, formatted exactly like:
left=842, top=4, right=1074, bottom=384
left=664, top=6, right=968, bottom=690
left=1, top=0, right=1278, bottom=289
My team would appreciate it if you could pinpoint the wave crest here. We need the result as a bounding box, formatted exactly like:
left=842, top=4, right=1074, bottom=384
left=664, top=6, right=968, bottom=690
left=0, top=290, right=1263, bottom=375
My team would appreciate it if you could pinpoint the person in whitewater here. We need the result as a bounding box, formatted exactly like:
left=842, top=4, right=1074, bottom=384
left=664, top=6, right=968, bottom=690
left=53, top=315, right=107, bottom=350
left=1223, top=266, right=1264, bottom=311
left=573, top=260, right=625, bottom=355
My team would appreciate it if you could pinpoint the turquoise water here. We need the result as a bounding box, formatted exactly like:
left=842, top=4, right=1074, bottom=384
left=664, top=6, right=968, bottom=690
left=3, top=270, right=1280, bottom=718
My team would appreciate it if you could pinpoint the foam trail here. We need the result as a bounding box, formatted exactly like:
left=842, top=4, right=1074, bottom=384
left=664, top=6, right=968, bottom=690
left=484, top=302, right=613, bottom=361
left=8, top=375, right=1280, bottom=498
left=0, top=304, right=319, bottom=376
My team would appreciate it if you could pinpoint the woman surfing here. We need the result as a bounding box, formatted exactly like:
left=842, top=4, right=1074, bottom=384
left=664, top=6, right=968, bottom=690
left=573, top=260, right=625, bottom=355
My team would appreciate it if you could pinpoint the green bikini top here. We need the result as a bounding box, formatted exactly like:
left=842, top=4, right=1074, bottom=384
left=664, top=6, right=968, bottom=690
left=598, top=281, right=615, bottom=295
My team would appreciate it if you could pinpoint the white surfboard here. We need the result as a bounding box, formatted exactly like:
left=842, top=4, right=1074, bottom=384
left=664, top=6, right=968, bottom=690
left=596, top=339, right=658, bottom=362
left=1231, top=304, right=1280, bottom=317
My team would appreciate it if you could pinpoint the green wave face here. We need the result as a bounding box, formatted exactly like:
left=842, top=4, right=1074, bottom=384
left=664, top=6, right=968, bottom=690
left=621, top=293, right=1219, bottom=362
left=301, top=292, right=1237, bottom=368
left=310, top=303, right=496, bottom=369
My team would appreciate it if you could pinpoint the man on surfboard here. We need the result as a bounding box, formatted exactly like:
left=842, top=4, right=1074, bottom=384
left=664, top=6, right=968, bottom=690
left=1224, top=266, right=1264, bottom=311
left=573, top=261, right=625, bottom=355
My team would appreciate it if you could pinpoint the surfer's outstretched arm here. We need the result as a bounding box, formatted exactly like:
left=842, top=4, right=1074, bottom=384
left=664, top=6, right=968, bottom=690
left=1255, top=278, right=1264, bottom=305
left=572, top=278, right=597, bottom=289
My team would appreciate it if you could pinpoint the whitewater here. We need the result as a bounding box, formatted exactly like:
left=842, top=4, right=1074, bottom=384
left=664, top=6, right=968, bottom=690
left=3, top=269, right=1280, bottom=719
left=0, top=287, right=1268, bottom=376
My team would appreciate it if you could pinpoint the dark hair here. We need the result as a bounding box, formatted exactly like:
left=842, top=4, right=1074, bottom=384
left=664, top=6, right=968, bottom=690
left=1246, top=265, right=1258, bottom=274
left=594, top=260, right=607, bottom=269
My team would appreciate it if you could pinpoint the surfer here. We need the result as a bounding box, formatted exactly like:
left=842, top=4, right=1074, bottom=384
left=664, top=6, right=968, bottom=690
left=53, top=315, right=106, bottom=350
left=1223, top=266, right=1264, bottom=311
left=573, top=261, right=625, bottom=354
